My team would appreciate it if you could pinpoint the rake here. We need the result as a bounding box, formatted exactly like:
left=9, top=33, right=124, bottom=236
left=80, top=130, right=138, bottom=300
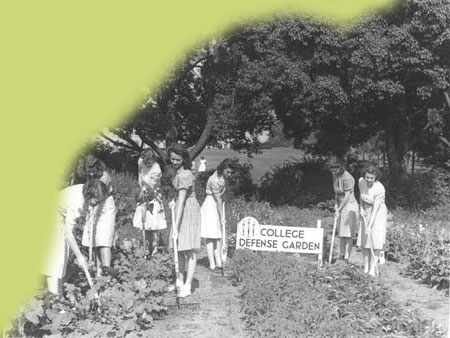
left=163, top=202, right=200, bottom=314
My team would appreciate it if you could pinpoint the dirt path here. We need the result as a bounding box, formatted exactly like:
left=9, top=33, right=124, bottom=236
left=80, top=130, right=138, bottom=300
left=347, top=249, right=449, bottom=335
left=151, top=254, right=248, bottom=338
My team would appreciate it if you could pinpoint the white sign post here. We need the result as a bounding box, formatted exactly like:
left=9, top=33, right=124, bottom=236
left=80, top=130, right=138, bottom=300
left=236, top=217, right=324, bottom=262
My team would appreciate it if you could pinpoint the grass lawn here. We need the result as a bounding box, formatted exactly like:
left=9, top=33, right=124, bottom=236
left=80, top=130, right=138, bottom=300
left=196, top=147, right=305, bottom=184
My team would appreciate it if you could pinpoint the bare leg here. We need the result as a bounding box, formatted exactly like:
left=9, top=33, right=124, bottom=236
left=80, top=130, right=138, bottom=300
left=150, top=231, right=159, bottom=255
left=362, top=248, right=371, bottom=274
left=94, top=248, right=102, bottom=277
left=213, top=239, right=222, bottom=268
left=344, top=238, right=353, bottom=261
left=369, top=249, right=380, bottom=277
left=144, top=230, right=151, bottom=254
left=98, top=247, right=111, bottom=267
left=184, top=250, right=197, bottom=289
left=46, top=277, right=62, bottom=295
left=177, top=251, right=186, bottom=283
left=339, top=237, right=346, bottom=259
left=205, top=239, right=216, bottom=269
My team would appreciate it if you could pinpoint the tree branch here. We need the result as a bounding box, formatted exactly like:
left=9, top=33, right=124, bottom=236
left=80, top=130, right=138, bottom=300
left=136, top=132, right=168, bottom=164
left=189, top=111, right=214, bottom=160
left=99, top=133, right=141, bottom=152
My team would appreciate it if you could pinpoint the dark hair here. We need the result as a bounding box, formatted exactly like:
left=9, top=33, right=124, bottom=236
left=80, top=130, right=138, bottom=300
left=363, top=162, right=380, bottom=179
left=140, top=148, right=156, bottom=167
left=326, top=158, right=345, bottom=172
left=76, top=154, right=106, bottom=180
left=217, top=158, right=237, bottom=175
left=82, top=179, right=109, bottom=202
left=167, top=144, right=191, bottom=170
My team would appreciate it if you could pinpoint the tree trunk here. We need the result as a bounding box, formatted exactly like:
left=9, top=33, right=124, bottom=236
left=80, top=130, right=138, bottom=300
left=189, top=110, right=214, bottom=160
left=384, top=100, right=408, bottom=182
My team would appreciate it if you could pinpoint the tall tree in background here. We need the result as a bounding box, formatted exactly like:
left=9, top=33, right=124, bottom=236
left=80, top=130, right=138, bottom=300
left=105, top=0, right=449, bottom=180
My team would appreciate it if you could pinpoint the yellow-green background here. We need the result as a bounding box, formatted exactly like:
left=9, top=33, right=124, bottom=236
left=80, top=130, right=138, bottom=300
left=0, top=0, right=396, bottom=329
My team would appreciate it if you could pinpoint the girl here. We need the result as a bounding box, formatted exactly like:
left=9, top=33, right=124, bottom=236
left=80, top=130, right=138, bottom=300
left=357, top=163, right=388, bottom=277
left=197, top=156, right=207, bottom=172
left=201, top=158, right=235, bottom=271
left=77, top=155, right=117, bottom=275
left=133, top=149, right=167, bottom=256
left=328, top=159, right=359, bottom=263
left=168, top=144, right=201, bottom=298
left=43, top=180, right=109, bottom=295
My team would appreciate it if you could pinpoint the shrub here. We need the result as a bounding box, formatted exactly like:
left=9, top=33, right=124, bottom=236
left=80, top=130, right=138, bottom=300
left=381, top=168, right=450, bottom=211
left=195, top=159, right=256, bottom=205
left=258, top=158, right=334, bottom=208
left=386, top=219, right=450, bottom=295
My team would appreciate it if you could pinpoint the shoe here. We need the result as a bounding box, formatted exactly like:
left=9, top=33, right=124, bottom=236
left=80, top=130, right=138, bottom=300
left=178, top=285, right=191, bottom=298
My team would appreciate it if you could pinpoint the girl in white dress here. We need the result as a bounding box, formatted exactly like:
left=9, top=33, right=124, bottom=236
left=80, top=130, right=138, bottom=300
left=133, top=149, right=167, bottom=256
left=357, top=163, right=388, bottom=277
left=44, top=180, right=109, bottom=295
left=201, top=158, right=235, bottom=271
left=77, top=155, right=117, bottom=275
left=198, top=157, right=207, bottom=172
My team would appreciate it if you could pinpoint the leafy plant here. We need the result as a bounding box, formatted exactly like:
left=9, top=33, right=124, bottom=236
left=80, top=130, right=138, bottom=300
left=228, top=250, right=445, bottom=338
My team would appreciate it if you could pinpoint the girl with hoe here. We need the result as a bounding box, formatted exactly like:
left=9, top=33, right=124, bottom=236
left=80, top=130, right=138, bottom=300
left=201, top=158, right=235, bottom=271
left=43, top=180, right=110, bottom=295
left=133, top=149, right=167, bottom=256
left=328, top=159, right=359, bottom=263
left=357, top=163, right=388, bottom=277
left=76, top=155, right=117, bottom=276
left=168, top=144, right=201, bottom=298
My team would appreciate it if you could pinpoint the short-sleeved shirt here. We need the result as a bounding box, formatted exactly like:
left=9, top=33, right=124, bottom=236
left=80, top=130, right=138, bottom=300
left=172, top=168, right=196, bottom=199
left=333, top=170, right=356, bottom=203
left=100, top=171, right=114, bottom=195
left=58, top=184, right=85, bottom=228
left=358, top=177, right=385, bottom=205
left=205, top=171, right=225, bottom=196
left=138, top=160, right=162, bottom=191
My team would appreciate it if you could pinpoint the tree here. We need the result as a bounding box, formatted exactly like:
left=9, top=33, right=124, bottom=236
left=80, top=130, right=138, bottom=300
left=104, top=43, right=277, bottom=166
left=104, top=0, right=450, bottom=181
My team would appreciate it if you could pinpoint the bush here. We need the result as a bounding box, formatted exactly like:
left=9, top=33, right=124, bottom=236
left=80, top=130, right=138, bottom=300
left=381, top=168, right=450, bottom=212
left=229, top=250, right=445, bottom=338
left=195, top=159, right=256, bottom=205
left=258, top=158, right=333, bottom=208
left=386, top=218, right=450, bottom=295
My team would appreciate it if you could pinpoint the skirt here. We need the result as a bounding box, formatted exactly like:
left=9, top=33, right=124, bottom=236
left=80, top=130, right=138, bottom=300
left=170, top=196, right=201, bottom=251
left=133, top=199, right=167, bottom=231
left=82, top=195, right=116, bottom=248
left=201, top=195, right=222, bottom=239
left=43, top=215, right=69, bottom=279
left=337, top=201, right=358, bottom=238
left=357, top=202, right=387, bottom=250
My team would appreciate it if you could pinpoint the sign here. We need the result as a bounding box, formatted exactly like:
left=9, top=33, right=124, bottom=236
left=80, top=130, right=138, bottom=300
left=236, top=217, right=323, bottom=254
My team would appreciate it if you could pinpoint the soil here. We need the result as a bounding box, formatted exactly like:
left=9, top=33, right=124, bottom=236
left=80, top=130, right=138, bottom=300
left=151, top=253, right=247, bottom=338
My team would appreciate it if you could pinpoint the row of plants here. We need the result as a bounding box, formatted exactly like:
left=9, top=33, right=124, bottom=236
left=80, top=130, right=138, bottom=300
left=385, top=214, right=450, bottom=295
left=228, top=249, right=445, bottom=338
left=6, top=244, right=174, bottom=338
